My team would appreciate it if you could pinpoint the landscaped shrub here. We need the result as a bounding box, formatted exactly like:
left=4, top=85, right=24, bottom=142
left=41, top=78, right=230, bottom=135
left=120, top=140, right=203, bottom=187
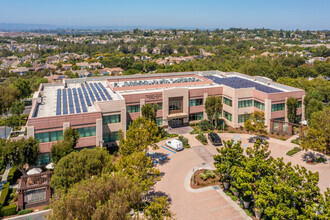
left=205, top=170, right=215, bottom=179
left=7, top=168, right=16, bottom=184
left=189, top=122, right=196, bottom=126
left=178, top=136, right=190, bottom=148
left=216, top=118, right=228, bottom=130
left=189, top=127, right=200, bottom=134
left=200, top=120, right=213, bottom=131
left=44, top=205, right=50, bottom=210
left=196, top=133, right=207, bottom=145
left=286, top=147, right=302, bottom=156
left=9, top=188, right=17, bottom=204
left=291, top=137, right=300, bottom=145
left=17, top=209, right=33, bottom=215
left=229, top=131, right=235, bottom=133
left=0, top=182, right=10, bottom=208
left=231, top=196, right=238, bottom=201
left=0, top=204, right=17, bottom=217
left=199, top=173, right=207, bottom=180
left=280, top=137, right=286, bottom=141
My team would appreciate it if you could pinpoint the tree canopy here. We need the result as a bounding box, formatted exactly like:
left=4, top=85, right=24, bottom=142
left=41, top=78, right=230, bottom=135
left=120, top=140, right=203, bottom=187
left=141, top=103, right=158, bottom=123
left=204, top=96, right=222, bottom=128
left=244, top=111, right=267, bottom=136
left=286, top=97, right=299, bottom=123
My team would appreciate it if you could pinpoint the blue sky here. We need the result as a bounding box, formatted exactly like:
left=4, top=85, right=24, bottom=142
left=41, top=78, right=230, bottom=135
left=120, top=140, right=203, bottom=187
left=1, top=0, right=329, bottom=30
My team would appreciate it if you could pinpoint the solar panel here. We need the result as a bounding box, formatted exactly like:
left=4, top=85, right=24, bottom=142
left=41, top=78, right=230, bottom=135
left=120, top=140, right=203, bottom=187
left=72, top=88, right=81, bottom=113
left=85, top=84, right=96, bottom=103
left=93, top=83, right=107, bottom=101
left=56, top=89, right=61, bottom=115
left=62, top=89, right=68, bottom=115
left=206, top=76, right=283, bottom=94
left=89, top=83, right=101, bottom=101
left=78, top=88, right=88, bottom=112
left=67, top=88, right=75, bottom=114
left=81, top=86, right=92, bottom=106
left=98, top=83, right=112, bottom=100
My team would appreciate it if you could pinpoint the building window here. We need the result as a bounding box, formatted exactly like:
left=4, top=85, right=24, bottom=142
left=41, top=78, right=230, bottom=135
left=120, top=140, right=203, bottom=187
left=157, top=103, right=162, bottom=110
left=127, top=105, right=140, bottom=113
left=189, top=112, right=204, bottom=121
left=156, top=118, right=163, bottom=126
left=238, top=114, right=251, bottom=123
left=298, top=101, right=302, bottom=108
left=103, top=132, right=119, bottom=142
left=103, top=114, right=121, bottom=124
left=254, top=100, right=265, bottom=111
left=238, top=100, right=252, bottom=108
left=271, top=103, right=285, bottom=112
left=223, top=97, right=232, bottom=107
left=36, top=153, right=51, bottom=165
left=35, top=131, right=63, bottom=143
left=224, top=111, right=232, bottom=122
left=189, top=99, right=203, bottom=106
left=77, top=126, right=96, bottom=138
left=169, top=97, right=183, bottom=114
left=274, top=117, right=285, bottom=121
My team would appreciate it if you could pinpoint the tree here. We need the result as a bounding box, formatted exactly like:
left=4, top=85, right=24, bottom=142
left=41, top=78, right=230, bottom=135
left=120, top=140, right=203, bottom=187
left=50, top=148, right=114, bottom=194
left=141, top=103, right=158, bottom=123
left=120, top=117, right=160, bottom=156
left=204, top=96, right=222, bottom=129
left=286, top=97, right=299, bottom=123
left=116, top=151, right=160, bottom=192
left=49, top=174, right=142, bottom=220
left=9, top=101, right=25, bottom=116
left=50, top=127, right=79, bottom=164
left=4, top=138, right=39, bottom=175
left=0, top=86, right=20, bottom=115
left=144, top=196, right=172, bottom=220
left=12, top=78, right=31, bottom=99
left=244, top=111, right=267, bottom=137
left=302, top=108, right=330, bottom=154
left=304, top=95, right=323, bottom=120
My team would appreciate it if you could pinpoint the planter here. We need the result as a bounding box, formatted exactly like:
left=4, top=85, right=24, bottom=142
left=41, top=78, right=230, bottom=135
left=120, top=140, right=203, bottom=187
left=223, top=182, right=230, bottom=190
left=233, top=191, right=239, bottom=197
left=243, top=201, right=250, bottom=209
left=255, top=211, right=262, bottom=219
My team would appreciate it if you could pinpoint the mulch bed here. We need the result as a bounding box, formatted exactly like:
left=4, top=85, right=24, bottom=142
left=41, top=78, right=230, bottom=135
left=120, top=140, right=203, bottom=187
left=190, top=169, right=222, bottom=189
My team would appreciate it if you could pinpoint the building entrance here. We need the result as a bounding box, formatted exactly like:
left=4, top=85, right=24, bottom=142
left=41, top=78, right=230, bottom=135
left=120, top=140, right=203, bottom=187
left=168, top=118, right=183, bottom=128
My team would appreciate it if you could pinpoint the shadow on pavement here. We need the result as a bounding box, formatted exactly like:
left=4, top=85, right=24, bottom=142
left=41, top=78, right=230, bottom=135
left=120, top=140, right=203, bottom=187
left=145, top=190, right=172, bottom=204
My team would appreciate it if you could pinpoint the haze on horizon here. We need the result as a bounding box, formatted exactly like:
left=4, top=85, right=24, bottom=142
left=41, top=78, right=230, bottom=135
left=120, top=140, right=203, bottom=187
left=1, top=0, right=329, bottom=30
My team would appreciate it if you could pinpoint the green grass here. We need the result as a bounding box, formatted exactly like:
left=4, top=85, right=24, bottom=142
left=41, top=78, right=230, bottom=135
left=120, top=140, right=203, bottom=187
left=17, top=209, right=33, bottom=215
left=286, top=147, right=302, bottom=156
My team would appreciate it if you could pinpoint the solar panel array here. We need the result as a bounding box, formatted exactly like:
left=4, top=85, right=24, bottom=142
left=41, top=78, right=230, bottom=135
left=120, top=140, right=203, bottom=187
left=54, top=83, right=113, bottom=115
left=205, top=76, right=283, bottom=94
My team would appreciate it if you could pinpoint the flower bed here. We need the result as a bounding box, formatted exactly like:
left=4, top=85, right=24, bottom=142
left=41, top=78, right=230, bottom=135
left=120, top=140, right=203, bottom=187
left=190, top=169, right=221, bottom=189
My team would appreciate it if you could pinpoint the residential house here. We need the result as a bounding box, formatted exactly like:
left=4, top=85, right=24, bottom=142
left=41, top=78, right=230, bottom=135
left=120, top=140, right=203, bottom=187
left=76, top=62, right=90, bottom=69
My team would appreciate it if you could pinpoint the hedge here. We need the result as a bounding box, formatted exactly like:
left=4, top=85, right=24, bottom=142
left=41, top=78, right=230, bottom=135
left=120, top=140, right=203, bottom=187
left=286, top=147, right=302, bottom=156
left=7, top=167, right=16, bottom=184
left=17, top=209, right=33, bottom=215
left=0, top=204, right=17, bottom=217
left=0, top=182, right=10, bottom=208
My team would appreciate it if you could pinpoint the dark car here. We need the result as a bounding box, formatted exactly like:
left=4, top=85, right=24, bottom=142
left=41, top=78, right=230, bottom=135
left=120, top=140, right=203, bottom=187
left=208, top=132, right=222, bottom=146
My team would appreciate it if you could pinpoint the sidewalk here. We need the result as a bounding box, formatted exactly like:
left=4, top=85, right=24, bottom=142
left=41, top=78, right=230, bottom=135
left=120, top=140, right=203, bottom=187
left=0, top=165, right=11, bottom=197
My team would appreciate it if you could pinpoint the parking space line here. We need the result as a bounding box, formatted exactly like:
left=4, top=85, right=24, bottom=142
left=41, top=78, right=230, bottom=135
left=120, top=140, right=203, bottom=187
left=161, top=146, right=177, bottom=154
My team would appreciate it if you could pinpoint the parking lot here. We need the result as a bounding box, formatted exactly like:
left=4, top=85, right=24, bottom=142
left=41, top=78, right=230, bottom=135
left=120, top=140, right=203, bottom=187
left=151, top=130, right=330, bottom=220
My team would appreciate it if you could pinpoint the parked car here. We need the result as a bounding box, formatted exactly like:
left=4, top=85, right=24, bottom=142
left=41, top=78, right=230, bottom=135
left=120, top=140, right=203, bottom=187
left=208, top=132, right=222, bottom=146
left=165, top=139, right=184, bottom=151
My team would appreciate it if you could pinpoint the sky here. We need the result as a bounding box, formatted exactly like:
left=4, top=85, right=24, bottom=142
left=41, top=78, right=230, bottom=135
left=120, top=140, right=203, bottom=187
left=1, top=0, right=329, bottom=30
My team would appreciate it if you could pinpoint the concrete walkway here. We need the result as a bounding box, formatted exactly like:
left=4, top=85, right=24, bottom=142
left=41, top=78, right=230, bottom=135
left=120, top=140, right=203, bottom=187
left=0, top=165, right=11, bottom=197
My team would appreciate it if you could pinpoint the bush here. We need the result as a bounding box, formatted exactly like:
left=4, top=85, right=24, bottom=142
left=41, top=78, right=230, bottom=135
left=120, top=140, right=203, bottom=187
left=189, top=127, right=200, bottom=134
left=7, top=168, right=20, bottom=185
left=229, top=131, right=235, bottom=133
left=17, top=209, right=33, bottom=215
left=196, top=133, right=207, bottom=145
left=9, top=188, right=17, bottom=204
left=205, top=170, right=215, bottom=179
left=291, top=137, right=300, bottom=145
left=44, top=205, right=50, bottom=210
left=226, top=191, right=233, bottom=196
left=216, top=118, right=228, bottom=130
left=169, top=133, right=178, bottom=138
left=189, top=122, right=196, bottom=126
left=280, top=137, right=286, bottom=141
left=0, top=182, right=10, bottom=208
left=231, top=196, right=238, bottom=201
left=200, top=120, right=213, bottom=131
left=178, top=136, right=190, bottom=148
left=199, top=173, right=207, bottom=181
left=0, top=204, right=17, bottom=217
left=240, top=126, right=244, bottom=131
left=286, top=147, right=302, bottom=156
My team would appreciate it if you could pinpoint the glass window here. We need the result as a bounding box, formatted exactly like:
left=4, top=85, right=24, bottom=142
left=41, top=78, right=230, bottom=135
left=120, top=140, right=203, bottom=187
left=169, top=97, right=183, bottom=113
left=274, top=117, right=285, bottom=121
left=36, top=153, right=51, bottom=165
left=238, top=114, right=251, bottom=123
left=103, top=115, right=121, bottom=124
left=35, top=131, right=64, bottom=143
left=189, top=99, right=203, bottom=106
left=298, top=101, right=302, bottom=108
left=238, top=100, right=252, bottom=108
left=157, top=103, right=162, bottom=110
left=57, top=131, right=63, bottom=140
left=189, top=112, right=204, bottom=121
left=254, top=100, right=265, bottom=111
left=127, top=105, right=140, bottom=113
left=50, top=131, right=57, bottom=142
left=77, top=127, right=96, bottom=138
left=156, top=118, right=163, bottom=126
left=223, top=97, right=232, bottom=107
left=103, top=132, right=119, bottom=142
left=224, top=111, right=232, bottom=122
left=272, top=103, right=285, bottom=112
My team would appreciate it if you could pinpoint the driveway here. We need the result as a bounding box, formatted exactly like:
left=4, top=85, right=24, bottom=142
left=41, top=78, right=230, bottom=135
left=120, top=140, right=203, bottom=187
left=152, top=139, right=249, bottom=220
